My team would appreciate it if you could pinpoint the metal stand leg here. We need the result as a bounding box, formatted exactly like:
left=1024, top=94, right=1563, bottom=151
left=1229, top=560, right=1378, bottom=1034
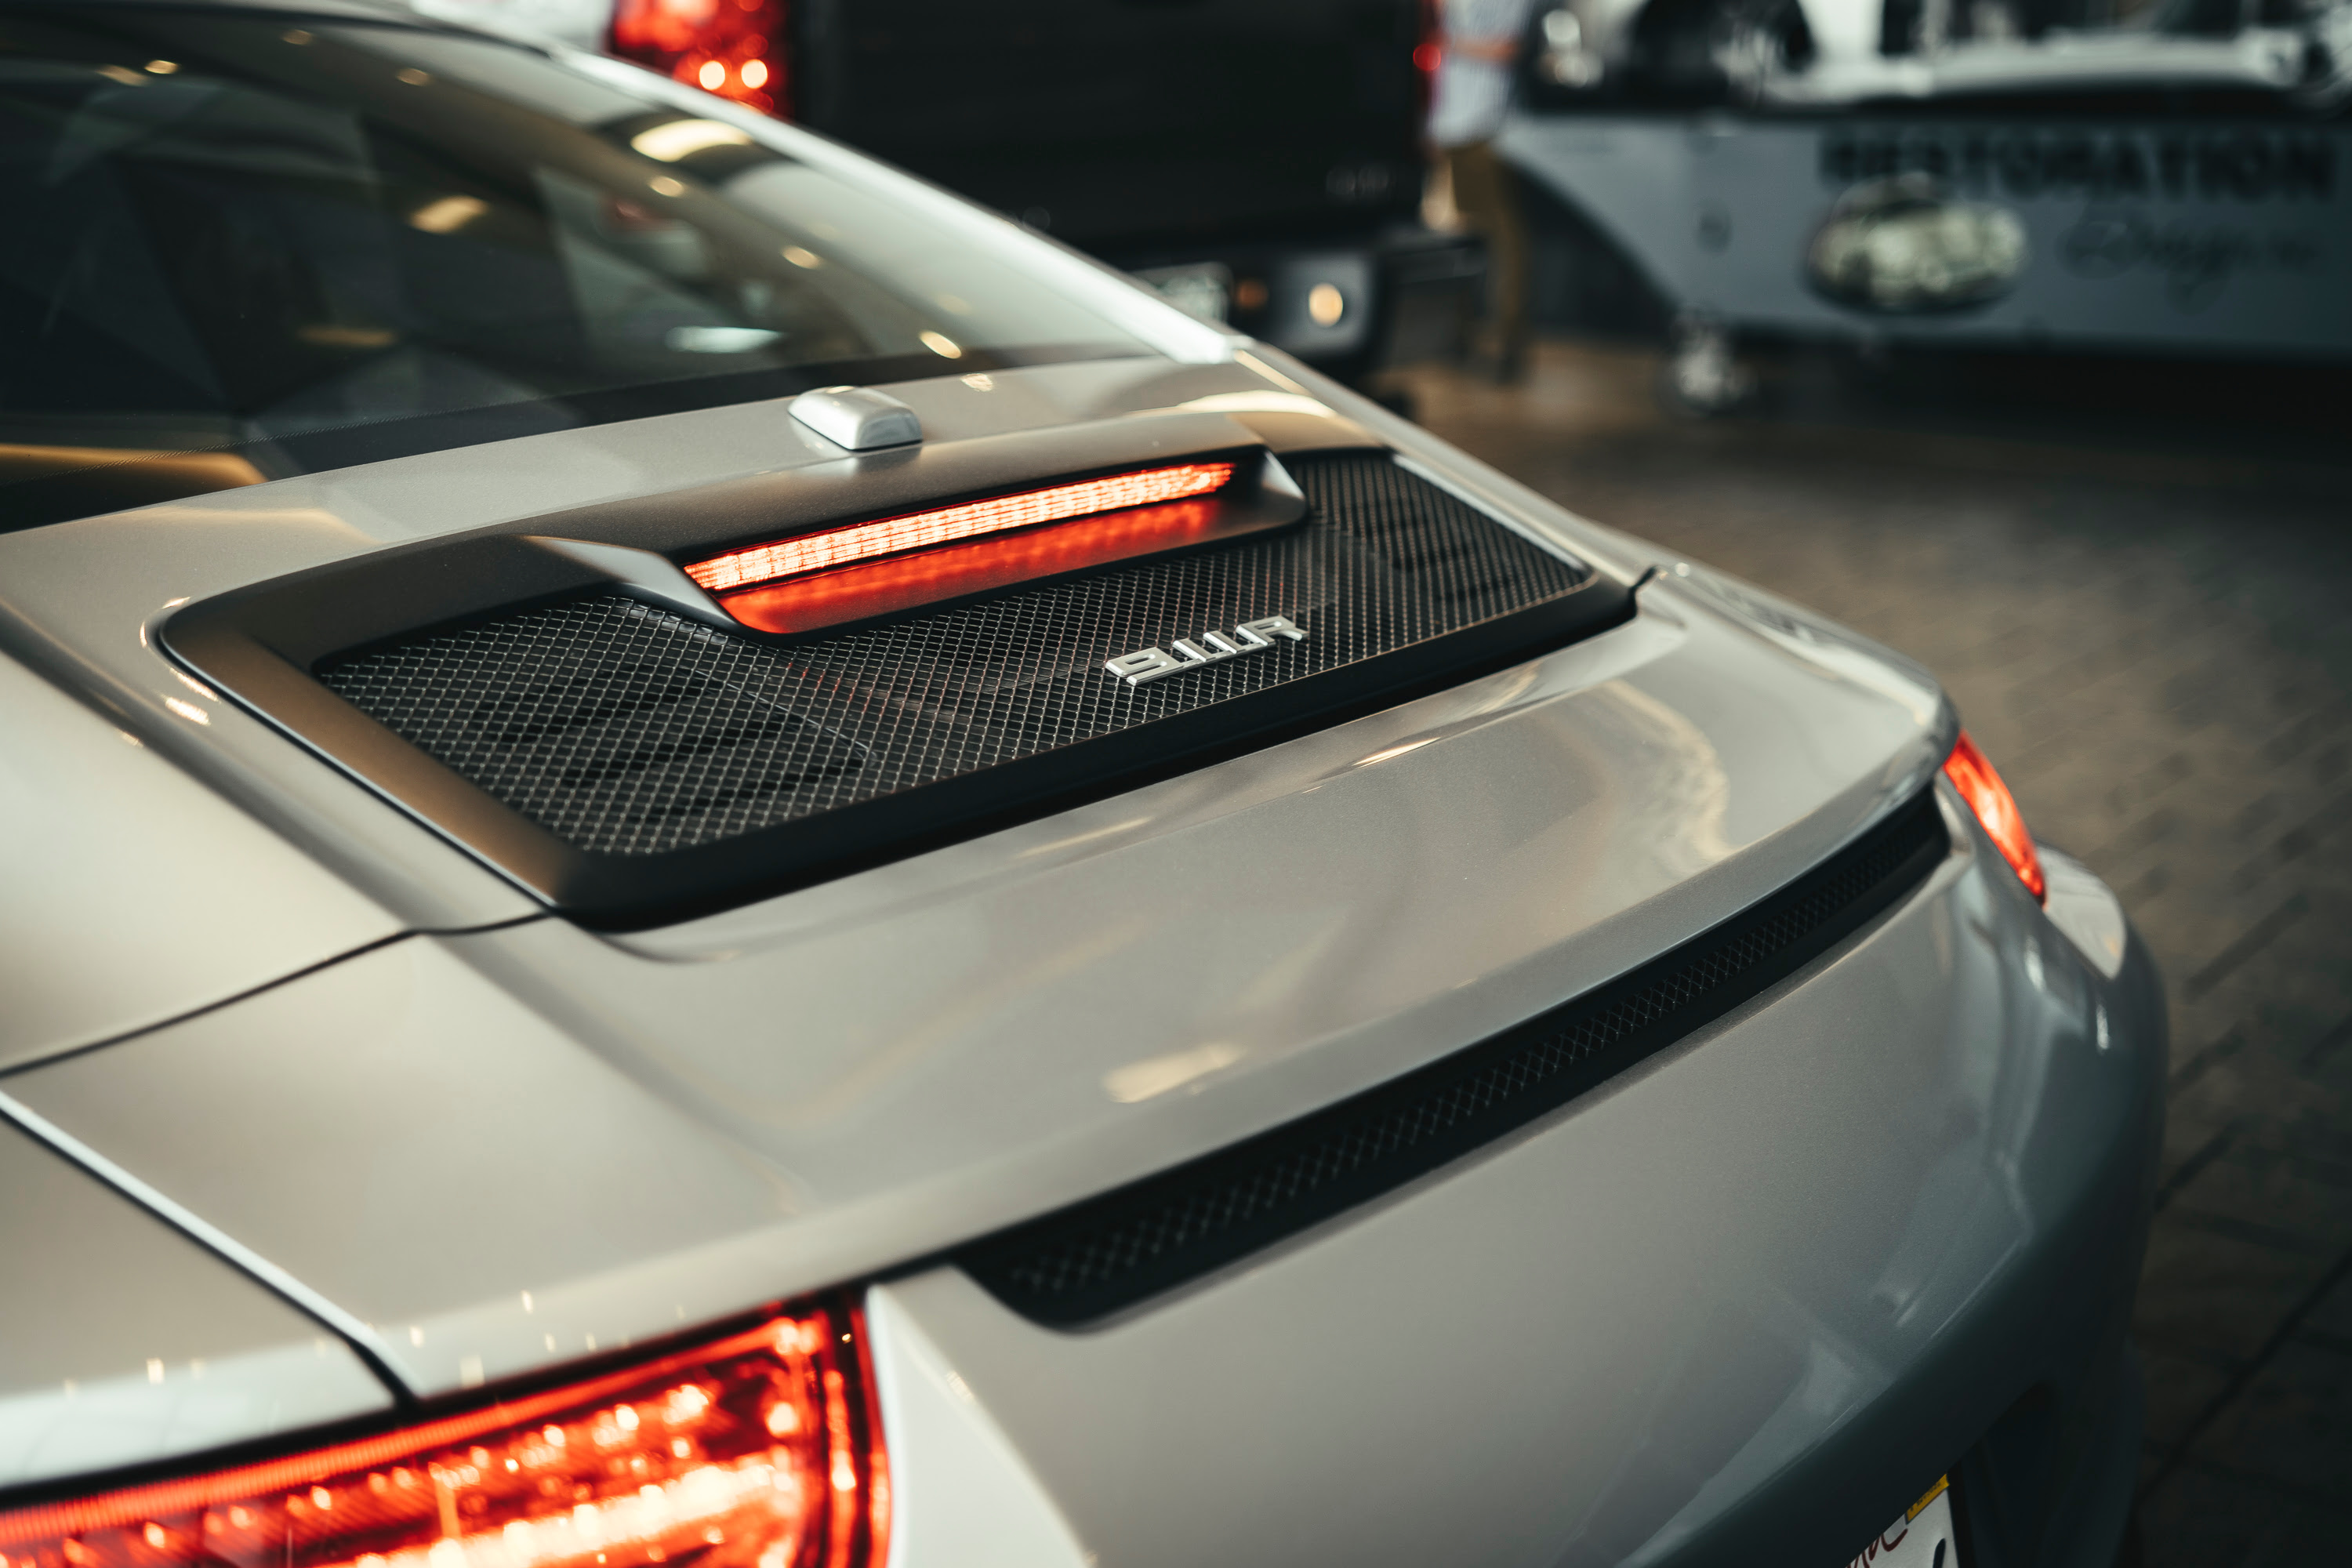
left=1661, top=314, right=1753, bottom=416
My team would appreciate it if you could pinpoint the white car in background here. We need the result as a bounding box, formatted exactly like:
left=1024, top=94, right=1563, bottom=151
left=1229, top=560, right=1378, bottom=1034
left=1511, top=0, right=2352, bottom=403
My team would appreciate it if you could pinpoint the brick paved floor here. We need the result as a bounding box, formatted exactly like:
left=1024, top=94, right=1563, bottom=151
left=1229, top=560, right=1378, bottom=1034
left=1385, top=341, right=2352, bottom=1566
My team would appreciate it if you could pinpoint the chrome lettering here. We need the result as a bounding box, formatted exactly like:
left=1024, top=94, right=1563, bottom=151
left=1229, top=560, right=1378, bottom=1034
left=1203, top=626, right=1267, bottom=655
left=1105, top=616, right=1307, bottom=686
left=1104, top=648, right=1181, bottom=682
left=1240, top=615, right=1305, bottom=642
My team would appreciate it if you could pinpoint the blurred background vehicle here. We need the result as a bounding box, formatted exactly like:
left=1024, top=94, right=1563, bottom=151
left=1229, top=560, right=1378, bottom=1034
left=1497, top=0, right=2351, bottom=406
left=422, top=0, right=1488, bottom=385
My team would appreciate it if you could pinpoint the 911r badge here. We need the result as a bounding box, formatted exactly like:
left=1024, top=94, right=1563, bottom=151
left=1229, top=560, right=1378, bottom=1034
left=1104, top=615, right=1305, bottom=685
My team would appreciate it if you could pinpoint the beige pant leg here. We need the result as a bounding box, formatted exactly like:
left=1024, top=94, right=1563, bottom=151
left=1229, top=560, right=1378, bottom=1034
left=1443, top=140, right=1530, bottom=361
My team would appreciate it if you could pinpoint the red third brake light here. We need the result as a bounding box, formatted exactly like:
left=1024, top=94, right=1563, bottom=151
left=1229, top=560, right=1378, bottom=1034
left=688, top=464, right=1237, bottom=594
left=687, top=462, right=1240, bottom=635
left=1944, top=730, right=2045, bottom=903
left=0, top=1301, right=887, bottom=1568
left=612, top=0, right=789, bottom=117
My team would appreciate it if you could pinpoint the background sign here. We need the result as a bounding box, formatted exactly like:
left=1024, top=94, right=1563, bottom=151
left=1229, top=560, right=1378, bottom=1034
left=1501, top=114, right=2352, bottom=356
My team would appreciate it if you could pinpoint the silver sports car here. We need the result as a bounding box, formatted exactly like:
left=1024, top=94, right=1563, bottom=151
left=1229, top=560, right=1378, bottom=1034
left=0, top=5, right=2162, bottom=1567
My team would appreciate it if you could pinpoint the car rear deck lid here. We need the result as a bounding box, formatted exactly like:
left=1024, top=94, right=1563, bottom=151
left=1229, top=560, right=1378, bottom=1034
left=162, top=412, right=1628, bottom=923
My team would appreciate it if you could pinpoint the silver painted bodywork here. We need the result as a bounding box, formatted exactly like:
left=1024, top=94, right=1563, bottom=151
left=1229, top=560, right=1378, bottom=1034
left=0, top=20, right=2159, bottom=1567
left=877, top=797, right=2162, bottom=1568
left=0, top=655, right=398, bottom=1068
left=0, top=1126, right=389, bottom=1484
left=5, top=585, right=1942, bottom=1396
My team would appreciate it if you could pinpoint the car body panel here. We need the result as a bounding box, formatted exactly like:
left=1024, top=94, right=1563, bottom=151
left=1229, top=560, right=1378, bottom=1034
left=2041, top=848, right=2131, bottom=982
left=869, top=800, right=2165, bottom=1568
left=0, top=655, right=400, bottom=1071
left=863, top=1290, right=1090, bottom=1568
left=0, top=1123, right=391, bottom=1489
left=3, top=936, right=800, bottom=1399
left=7, top=571, right=1944, bottom=1399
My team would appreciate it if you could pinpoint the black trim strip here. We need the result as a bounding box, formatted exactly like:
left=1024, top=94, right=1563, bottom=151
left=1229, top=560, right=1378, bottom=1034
left=957, top=786, right=1952, bottom=1326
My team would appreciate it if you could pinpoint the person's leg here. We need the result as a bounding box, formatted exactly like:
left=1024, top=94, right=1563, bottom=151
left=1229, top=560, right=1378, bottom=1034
left=1443, top=140, right=1530, bottom=380
left=1484, top=151, right=1531, bottom=379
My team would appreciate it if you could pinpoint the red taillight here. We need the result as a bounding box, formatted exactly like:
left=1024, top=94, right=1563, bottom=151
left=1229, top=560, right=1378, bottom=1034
left=686, top=462, right=1239, bottom=634
left=611, top=0, right=789, bottom=118
left=0, top=1301, right=887, bottom=1568
left=1944, top=730, right=2045, bottom=903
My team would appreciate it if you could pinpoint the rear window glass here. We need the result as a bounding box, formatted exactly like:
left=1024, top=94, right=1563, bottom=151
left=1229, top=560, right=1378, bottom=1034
left=0, top=8, right=1149, bottom=530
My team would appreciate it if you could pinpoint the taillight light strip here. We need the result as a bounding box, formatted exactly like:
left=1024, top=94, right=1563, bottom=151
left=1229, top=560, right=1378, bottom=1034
left=685, top=462, right=1237, bottom=595
left=1943, top=729, right=2045, bottom=903
left=0, top=1301, right=887, bottom=1568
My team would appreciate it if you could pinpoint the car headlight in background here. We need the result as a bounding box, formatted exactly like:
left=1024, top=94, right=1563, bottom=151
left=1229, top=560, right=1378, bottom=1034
left=1807, top=176, right=2028, bottom=314
left=0, top=1300, right=887, bottom=1568
left=1944, top=730, right=2046, bottom=903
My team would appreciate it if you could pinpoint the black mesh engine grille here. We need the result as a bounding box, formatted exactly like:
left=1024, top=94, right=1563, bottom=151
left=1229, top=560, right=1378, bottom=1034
left=319, top=454, right=1588, bottom=857
left=957, top=787, right=1952, bottom=1324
